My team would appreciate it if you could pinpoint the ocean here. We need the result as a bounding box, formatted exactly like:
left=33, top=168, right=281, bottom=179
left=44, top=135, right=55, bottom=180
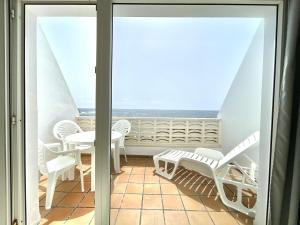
left=78, top=108, right=218, bottom=118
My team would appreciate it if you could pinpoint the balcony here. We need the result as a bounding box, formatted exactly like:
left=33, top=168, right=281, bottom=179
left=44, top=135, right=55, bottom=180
left=25, top=5, right=277, bottom=225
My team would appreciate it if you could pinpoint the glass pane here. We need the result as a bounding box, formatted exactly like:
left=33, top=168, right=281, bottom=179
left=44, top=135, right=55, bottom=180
left=25, top=5, right=96, bottom=225
left=110, top=4, right=277, bottom=225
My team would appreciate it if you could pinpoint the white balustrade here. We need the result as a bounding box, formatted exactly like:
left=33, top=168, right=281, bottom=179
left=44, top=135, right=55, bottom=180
left=76, top=116, right=220, bottom=147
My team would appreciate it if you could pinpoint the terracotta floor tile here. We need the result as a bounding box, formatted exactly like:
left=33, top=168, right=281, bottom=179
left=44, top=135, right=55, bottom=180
left=186, top=211, right=214, bottom=225
left=116, top=174, right=130, bottom=183
left=71, top=182, right=91, bottom=193
left=194, top=184, right=218, bottom=196
left=126, top=183, right=144, bottom=194
left=56, top=181, right=79, bottom=192
left=120, top=166, right=133, bottom=174
left=64, top=208, right=94, bottom=225
left=79, top=193, right=95, bottom=208
left=209, top=212, right=239, bottom=225
left=111, top=194, right=123, bottom=208
left=82, top=173, right=92, bottom=182
left=144, top=175, right=160, bottom=184
left=181, top=195, right=206, bottom=211
left=173, top=170, right=195, bottom=184
left=129, top=175, right=145, bottom=183
left=110, top=209, right=119, bottom=225
left=39, top=156, right=238, bottom=225
left=145, top=167, right=156, bottom=175
left=164, top=210, right=189, bottom=225
left=45, top=207, right=73, bottom=223
left=57, top=193, right=85, bottom=207
left=162, top=195, right=184, bottom=210
left=143, top=184, right=161, bottom=194
left=131, top=167, right=146, bottom=174
left=40, top=219, right=66, bottom=224
left=161, top=184, right=179, bottom=194
left=39, top=218, right=49, bottom=225
left=89, top=216, right=95, bottom=225
left=141, top=210, right=165, bottom=225
left=242, top=197, right=256, bottom=209
left=39, top=207, right=50, bottom=218
left=39, top=191, right=46, bottom=201
left=230, top=212, right=253, bottom=225
left=178, top=186, right=201, bottom=196
left=112, top=183, right=128, bottom=194
left=200, top=196, right=229, bottom=212
left=39, top=192, right=66, bottom=207
left=142, top=195, right=163, bottom=209
left=115, top=209, right=140, bottom=225
left=120, top=194, right=142, bottom=209
left=39, top=180, right=48, bottom=192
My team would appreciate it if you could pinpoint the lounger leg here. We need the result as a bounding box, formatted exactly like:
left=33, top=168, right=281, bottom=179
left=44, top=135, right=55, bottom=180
left=45, top=172, right=57, bottom=210
left=215, top=176, right=257, bottom=217
left=154, top=158, right=178, bottom=180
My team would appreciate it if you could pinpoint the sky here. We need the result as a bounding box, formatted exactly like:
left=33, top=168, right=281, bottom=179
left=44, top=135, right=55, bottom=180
left=39, top=16, right=261, bottom=110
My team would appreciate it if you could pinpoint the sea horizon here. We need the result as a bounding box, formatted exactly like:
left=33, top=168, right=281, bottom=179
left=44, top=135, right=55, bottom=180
left=78, top=108, right=219, bottom=118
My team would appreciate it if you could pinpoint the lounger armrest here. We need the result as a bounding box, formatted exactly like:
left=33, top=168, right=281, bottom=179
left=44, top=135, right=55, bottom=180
left=194, top=147, right=224, bottom=160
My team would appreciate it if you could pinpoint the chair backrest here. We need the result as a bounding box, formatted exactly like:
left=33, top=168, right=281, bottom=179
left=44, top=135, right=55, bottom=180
left=217, top=131, right=260, bottom=169
left=112, top=120, right=131, bottom=147
left=38, top=139, right=49, bottom=175
left=53, top=120, right=83, bottom=142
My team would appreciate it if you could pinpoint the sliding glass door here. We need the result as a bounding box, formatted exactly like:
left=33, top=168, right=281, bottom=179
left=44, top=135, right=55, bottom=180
left=10, top=1, right=282, bottom=225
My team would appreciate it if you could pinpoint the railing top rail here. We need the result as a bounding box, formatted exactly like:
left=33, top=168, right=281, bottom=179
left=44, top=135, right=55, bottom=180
left=76, top=115, right=220, bottom=121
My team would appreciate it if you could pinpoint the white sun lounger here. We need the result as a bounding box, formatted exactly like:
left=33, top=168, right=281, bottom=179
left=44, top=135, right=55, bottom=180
left=153, top=131, right=259, bottom=217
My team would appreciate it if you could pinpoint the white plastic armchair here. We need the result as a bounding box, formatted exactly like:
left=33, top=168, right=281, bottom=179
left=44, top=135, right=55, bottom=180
left=38, top=140, right=78, bottom=209
left=53, top=120, right=91, bottom=152
left=112, top=119, right=131, bottom=162
left=53, top=120, right=92, bottom=191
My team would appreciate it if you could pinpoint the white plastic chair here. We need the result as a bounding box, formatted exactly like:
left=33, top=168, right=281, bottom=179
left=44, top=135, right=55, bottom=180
left=112, top=120, right=131, bottom=162
left=38, top=140, right=78, bottom=209
left=153, top=131, right=259, bottom=217
left=53, top=120, right=92, bottom=191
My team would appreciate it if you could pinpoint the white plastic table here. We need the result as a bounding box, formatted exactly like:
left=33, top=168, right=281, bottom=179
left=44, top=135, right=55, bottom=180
left=65, top=131, right=122, bottom=191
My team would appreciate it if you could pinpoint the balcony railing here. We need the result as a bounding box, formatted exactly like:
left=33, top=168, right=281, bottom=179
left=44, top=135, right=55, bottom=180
left=76, top=116, right=220, bottom=147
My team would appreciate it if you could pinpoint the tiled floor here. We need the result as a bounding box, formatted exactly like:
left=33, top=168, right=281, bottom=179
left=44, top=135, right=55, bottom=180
left=39, top=155, right=255, bottom=225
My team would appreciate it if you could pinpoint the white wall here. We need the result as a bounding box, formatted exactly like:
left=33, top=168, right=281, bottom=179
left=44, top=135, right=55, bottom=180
left=218, top=22, right=264, bottom=165
left=37, top=25, right=79, bottom=143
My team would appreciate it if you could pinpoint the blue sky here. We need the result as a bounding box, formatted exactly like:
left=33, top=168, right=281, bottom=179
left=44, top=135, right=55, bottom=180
left=39, top=17, right=261, bottom=110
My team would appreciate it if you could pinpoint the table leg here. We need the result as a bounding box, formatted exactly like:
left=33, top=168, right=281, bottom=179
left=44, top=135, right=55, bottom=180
left=114, top=140, right=121, bottom=173
left=91, top=148, right=95, bottom=192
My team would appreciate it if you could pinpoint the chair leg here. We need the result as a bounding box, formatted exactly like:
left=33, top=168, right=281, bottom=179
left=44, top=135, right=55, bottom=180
left=123, top=147, right=128, bottom=163
left=76, top=153, right=85, bottom=192
left=61, top=173, right=66, bottom=181
left=45, top=172, right=57, bottom=210
left=68, top=166, right=75, bottom=180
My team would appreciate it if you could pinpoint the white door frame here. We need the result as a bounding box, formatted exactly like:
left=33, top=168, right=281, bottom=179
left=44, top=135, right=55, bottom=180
left=0, top=0, right=11, bottom=225
left=7, top=0, right=283, bottom=225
